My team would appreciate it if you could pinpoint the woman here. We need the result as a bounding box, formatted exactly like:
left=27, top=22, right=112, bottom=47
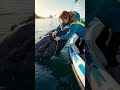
left=52, top=11, right=85, bottom=54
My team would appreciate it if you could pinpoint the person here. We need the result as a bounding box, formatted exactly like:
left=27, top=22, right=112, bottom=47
left=52, top=11, right=85, bottom=54
left=86, top=0, right=120, bottom=67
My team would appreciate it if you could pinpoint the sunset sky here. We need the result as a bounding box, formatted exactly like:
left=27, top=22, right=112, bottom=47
left=35, top=0, right=85, bottom=18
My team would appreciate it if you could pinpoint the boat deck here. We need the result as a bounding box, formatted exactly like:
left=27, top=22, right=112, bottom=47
left=69, top=17, right=120, bottom=90
left=85, top=17, right=120, bottom=89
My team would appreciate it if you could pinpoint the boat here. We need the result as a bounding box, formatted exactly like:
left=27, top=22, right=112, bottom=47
left=69, top=18, right=120, bottom=90
left=69, top=35, right=85, bottom=90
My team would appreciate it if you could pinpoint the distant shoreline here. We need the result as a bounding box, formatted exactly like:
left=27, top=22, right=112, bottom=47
left=35, top=14, right=44, bottom=19
left=35, top=14, right=57, bottom=19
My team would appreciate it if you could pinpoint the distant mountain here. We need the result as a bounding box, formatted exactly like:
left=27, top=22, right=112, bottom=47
left=49, top=15, right=54, bottom=18
left=35, top=14, right=44, bottom=19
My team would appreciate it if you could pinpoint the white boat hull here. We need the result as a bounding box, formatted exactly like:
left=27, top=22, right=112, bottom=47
left=69, top=34, right=120, bottom=90
left=69, top=35, right=85, bottom=89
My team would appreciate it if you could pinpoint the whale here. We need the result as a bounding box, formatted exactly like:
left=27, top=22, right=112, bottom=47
left=0, top=15, right=35, bottom=90
left=35, top=28, right=69, bottom=59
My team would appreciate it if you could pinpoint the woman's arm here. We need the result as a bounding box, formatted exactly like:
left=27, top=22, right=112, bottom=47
left=56, top=23, right=68, bottom=32
left=60, top=24, right=77, bottom=40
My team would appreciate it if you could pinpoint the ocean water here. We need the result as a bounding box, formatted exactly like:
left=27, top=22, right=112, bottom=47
left=35, top=18, right=80, bottom=90
left=0, top=0, right=34, bottom=37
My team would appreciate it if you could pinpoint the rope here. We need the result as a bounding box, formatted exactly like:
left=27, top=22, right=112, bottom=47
left=53, top=41, right=59, bottom=56
left=59, top=19, right=63, bottom=30
left=52, top=19, right=62, bottom=57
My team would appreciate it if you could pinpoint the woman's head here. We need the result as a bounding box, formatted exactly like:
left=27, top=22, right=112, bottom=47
left=59, top=11, right=70, bottom=24
left=59, top=11, right=77, bottom=24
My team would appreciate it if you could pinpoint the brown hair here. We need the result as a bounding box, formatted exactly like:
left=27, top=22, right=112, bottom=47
left=59, top=11, right=76, bottom=22
left=69, top=11, right=76, bottom=21
left=59, top=11, right=69, bottom=20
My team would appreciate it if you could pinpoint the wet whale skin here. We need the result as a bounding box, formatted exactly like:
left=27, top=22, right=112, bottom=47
left=35, top=29, right=69, bottom=59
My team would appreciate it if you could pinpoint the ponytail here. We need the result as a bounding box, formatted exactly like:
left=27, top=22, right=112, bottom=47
left=69, top=11, right=76, bottom=22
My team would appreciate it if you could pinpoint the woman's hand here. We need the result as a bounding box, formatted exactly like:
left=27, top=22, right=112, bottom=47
left=52, top=31, right=58, bottom=37
left=54, top=36, right=60, bottom=41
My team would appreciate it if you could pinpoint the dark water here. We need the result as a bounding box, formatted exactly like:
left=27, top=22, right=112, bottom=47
left=35, top=44, right=80, bottom=90
left=35, top=18, right=80, bottom=90
left=0, top=0, right=34, bottom=37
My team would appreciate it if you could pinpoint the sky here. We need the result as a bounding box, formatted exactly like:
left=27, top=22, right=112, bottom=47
left=35, top=0, right=85, bottom=18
